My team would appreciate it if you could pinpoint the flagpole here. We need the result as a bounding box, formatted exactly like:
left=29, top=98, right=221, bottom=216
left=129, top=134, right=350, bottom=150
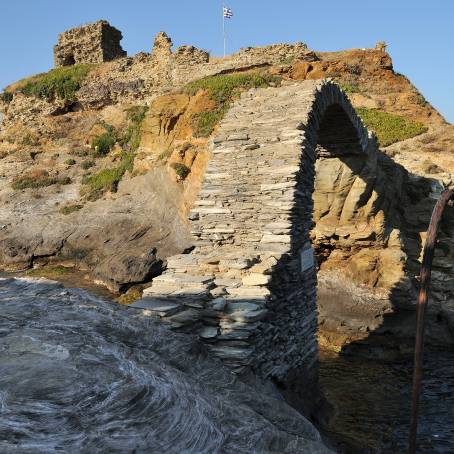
left=222, top=3, right=226, bottom=57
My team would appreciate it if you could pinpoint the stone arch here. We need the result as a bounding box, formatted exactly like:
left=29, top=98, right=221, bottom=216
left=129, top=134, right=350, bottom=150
left=132, top=80, right=374, bottom=387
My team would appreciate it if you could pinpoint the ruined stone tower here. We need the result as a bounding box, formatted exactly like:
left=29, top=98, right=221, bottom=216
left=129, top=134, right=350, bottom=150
left=54, top=20, right=126, bottom=67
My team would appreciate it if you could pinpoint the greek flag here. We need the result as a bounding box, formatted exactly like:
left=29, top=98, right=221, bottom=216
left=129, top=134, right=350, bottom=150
left=223, top=7, right=233, bottom=18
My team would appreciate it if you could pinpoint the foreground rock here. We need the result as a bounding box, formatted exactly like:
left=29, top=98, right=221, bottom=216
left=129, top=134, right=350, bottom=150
left=0, top=277, right=331, bottom=453
left=0, top=168, right=192, bottom=291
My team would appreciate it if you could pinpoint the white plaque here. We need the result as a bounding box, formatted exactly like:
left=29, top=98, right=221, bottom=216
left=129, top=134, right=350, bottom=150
left=300, top=247, right=314, bottom=273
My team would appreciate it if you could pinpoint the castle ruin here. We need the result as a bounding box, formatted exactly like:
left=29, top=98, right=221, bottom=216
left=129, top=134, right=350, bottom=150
left=54, top=20, right=126, bottom=67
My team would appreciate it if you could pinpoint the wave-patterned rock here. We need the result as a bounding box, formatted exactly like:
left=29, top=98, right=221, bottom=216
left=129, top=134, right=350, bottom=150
left=0, top=278, right=331, bottom=453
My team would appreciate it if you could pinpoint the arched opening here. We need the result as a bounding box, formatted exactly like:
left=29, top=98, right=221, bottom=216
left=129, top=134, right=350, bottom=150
left=264, top=96, right=370, bottom=413
left=317, top=104, right=364, bottom=157
left=62, top=53, right=76, bottom=66
left=311, top=103, right=370, bottom=269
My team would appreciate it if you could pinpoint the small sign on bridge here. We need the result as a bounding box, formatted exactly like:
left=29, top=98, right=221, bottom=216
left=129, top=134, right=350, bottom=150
left=300, top=243, right=314, bottom=272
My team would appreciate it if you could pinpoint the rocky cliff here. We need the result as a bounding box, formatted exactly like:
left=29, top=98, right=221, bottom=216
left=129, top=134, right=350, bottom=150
left=0, top=29, right=452, bottom=348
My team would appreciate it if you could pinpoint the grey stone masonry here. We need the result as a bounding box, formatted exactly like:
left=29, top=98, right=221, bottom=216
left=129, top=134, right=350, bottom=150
left=131, top=80, right=374, bottom=383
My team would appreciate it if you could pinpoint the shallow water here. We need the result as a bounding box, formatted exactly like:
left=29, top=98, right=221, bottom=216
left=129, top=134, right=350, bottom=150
left=0, top=277, right=329, bottom=454
left=319, top=349, right=454, bottom=452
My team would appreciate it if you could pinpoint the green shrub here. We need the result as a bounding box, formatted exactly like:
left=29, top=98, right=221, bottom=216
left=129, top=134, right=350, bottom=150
left=65, top=158, right=76, bottom=166
left=0, top=91, right=13, bottom=103
left=125, top=105, right=149, bottom=124
left=16, top=64, right=95, bottom=102
left=185, top=72, right=280, bottom=104
left=81, top=153, right=134, bottom=200
left=72, top=150, right=89, bottom=157
left=81, top=160, right=95, bottom=170
left=170, top=162, right=191, bottom=180
left=356, top=108, right=428, bottom=147
left=118, top=105, right=149, bottom=152
left=91, top=131, right=116, bottom=156
left=12, top=171, right=71, bottom=190
left=280, top=55, right=295, bottom=65
left=59, top=204, right=83, bottom=215
left=185, top=72, right=281, bottom=137
left=421, top=159, right=442, bottom=174
left=191, top=111, right=225, bottom=138
left=21, top=134, right=39, bottom=146
left=338, top=81, right=360, bottom=94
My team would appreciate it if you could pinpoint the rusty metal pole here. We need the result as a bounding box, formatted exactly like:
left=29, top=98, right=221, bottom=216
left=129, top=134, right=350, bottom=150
left=409, top=189, right=454, bottom=454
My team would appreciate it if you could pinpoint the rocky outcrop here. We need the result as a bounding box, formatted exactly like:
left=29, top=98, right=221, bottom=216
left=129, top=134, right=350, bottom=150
left=0, top=166, right=192, bottom=292
left=0, top=28, right=452, bottom=355
left=1, top=31, right=443, bottom=141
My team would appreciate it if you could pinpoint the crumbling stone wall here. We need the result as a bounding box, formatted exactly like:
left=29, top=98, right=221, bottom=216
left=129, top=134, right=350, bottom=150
left=174, top=46, right=210, bottom=65
left=54, top=20, right=126, bottom=67
left=131, top=81, right=373, bottom=388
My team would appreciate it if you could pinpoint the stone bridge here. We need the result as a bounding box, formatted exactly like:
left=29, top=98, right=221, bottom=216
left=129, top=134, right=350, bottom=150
left=132, top=80, right=374, bottom=386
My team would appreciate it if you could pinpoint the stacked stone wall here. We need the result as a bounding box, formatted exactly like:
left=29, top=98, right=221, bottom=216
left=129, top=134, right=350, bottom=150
left=54, top=20, right=126, bottom=67
left=132, top=80, right=373, bottom=383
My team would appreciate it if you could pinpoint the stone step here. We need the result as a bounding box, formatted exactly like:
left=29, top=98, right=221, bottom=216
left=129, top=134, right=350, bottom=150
left=129, top=298, right=183, bottom=317
left=165, top=308, right=201, bottom=326
left=166, top=254, right=199, bottom=268
left=142, top=283, right=181, bottom=296
left=225, top=286, right=271, bottom=298
left=152, top=273, right=214, bottom=288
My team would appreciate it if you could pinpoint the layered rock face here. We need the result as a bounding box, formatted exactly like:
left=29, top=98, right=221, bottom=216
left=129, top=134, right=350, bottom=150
left=54, top=20, right=126, bottom=67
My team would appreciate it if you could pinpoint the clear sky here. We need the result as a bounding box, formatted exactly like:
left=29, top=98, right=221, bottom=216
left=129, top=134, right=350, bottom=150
left=1, top=0, right=453, bottom=122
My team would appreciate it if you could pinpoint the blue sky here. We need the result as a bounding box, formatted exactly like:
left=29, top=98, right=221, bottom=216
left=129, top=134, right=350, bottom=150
left=1, top=1, right=453, bottom=122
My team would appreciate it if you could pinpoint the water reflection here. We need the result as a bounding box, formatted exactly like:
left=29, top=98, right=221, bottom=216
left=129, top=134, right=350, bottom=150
left=319, top=348, right=454, bottom=452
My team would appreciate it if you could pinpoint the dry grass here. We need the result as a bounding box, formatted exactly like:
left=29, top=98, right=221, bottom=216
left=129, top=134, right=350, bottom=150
left=12, top=170, right=71, bottom=190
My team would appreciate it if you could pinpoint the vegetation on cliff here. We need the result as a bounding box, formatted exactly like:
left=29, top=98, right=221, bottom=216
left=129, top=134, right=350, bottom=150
left=170, top=162, right=191, bottom=180
left=11, top=170, right=71, bottom=190
left=184, top=72, right=281, bottom=137
left=6, top=64, right=95, bottom=102
left=119, top=106, right=149, bottom=151
left=91, top=129, right=116, bottom=155
left=83, top=106, right=149, bottom=200
left=59, top=204, right=84, bottom=215
left=356, top=107, right=428, bottom=146
left=81, top=152, right=134, bottom=200
left=0, top=91, right=13, bottom=104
